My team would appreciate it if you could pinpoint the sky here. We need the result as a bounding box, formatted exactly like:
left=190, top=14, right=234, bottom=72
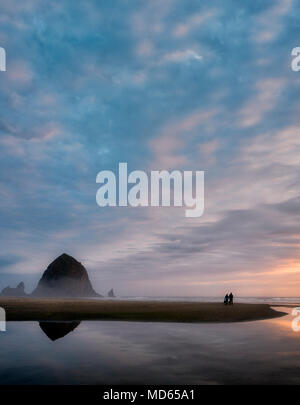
left=1, top=0, right=300, bottom=297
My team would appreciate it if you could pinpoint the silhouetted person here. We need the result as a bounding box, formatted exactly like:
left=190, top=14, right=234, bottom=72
left=224, top=293, right=229, bottom=305
left=229, top=292, right=233, bottom=305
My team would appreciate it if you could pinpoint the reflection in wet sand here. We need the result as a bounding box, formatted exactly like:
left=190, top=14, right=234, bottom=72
left=267, top=307, right=293, bottom=333
left=2, top=310, right=300, bottom=384
left=39, top=321, right=81, bottom=341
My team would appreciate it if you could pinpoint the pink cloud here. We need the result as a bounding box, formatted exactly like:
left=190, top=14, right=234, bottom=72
left=237, top=78, right=285, bottom=128
left=7, top=61, right=33, bottom=86
left=31, top=122, right=62, bottom=141
left=252, top=0, right=293, bottom=44
left=173, top=10, right=218, bottom=38
left=161, top=49, right=202, bottom=64
left=149, top=109, right=217, bottom=169
left=136, top=40, right=154, bottom=57
left=197, top=139, right=220, bottom=166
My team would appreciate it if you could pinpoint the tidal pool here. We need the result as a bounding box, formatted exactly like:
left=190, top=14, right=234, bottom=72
left=0, top=308, right=299, bottom=385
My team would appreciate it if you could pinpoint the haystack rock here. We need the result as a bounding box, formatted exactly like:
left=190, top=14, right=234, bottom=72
left=32, top=253, right=100, bottom=298
left=1, top=282, right=26, bottom=297
left=108, top=288, right=115, bottom=298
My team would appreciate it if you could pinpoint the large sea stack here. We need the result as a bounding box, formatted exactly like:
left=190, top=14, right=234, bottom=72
left=32, top=253, right=100, bottom=297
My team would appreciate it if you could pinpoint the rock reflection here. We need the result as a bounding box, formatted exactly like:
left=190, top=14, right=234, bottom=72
left=39, top=321, right=81, bottom=341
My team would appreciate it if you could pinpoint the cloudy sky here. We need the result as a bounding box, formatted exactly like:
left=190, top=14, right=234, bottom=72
left=1, top=0, right=300, bottom=297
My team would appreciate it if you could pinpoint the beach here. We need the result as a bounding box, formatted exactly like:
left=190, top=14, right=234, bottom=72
left=0, top=297, right=285, bottom=322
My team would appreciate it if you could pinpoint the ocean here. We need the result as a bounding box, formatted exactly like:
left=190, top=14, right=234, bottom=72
left=93, top=296, right=300, bottom=305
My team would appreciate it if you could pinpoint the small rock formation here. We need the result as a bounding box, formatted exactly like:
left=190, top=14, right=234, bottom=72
left=32, top=253, right=100, bottom=298
left=1, top=282, right=26, bottom=297
left=108, top=288, right=115, bottom=298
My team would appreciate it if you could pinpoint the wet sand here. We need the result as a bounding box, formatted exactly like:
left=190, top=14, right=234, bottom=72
left=0, top=297, right=285, bottom=322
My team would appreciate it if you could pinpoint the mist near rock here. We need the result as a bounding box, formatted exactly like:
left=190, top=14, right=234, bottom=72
left=1, top=282, right=26, bottom=297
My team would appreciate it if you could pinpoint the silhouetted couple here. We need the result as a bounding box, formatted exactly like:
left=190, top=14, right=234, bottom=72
left=224, top=292, right=233, bottom=305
